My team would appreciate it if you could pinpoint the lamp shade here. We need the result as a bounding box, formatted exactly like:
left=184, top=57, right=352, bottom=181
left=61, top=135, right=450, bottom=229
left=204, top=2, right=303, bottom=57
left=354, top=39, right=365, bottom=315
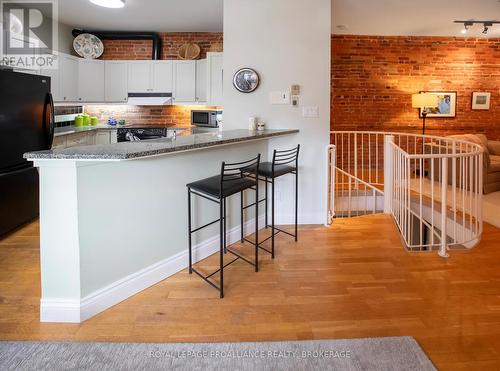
left=412, top=93, right=439, bottom=108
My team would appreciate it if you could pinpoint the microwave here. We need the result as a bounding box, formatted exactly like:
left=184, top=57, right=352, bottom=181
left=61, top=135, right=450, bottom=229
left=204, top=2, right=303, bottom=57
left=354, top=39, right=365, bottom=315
left=191, top=110, right=223, bottom=128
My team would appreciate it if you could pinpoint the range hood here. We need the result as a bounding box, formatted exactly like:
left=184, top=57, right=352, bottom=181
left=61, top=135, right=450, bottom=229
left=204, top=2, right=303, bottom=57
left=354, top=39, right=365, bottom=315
left=127, top=93, right=172, bottom=106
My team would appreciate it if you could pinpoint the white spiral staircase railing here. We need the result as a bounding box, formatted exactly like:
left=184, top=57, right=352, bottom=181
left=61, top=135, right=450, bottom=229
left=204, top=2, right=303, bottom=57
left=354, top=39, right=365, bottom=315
left=327, top=131, right=484, bottom=257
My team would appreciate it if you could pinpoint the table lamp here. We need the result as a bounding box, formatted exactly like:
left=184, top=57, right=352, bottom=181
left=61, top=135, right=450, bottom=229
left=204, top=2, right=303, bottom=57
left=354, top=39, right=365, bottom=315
left=412, top=93, right=439, bottom=136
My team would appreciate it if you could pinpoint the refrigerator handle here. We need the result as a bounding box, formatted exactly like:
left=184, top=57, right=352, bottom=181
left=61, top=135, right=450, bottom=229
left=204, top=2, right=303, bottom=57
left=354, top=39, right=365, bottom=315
left=43, top=93, right=55, bottom=149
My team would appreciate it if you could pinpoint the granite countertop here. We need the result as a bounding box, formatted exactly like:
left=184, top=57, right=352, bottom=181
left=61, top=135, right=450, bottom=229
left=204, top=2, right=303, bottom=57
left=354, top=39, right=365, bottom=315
left=54, top=124, right=192, bottom=137
left=25, top=129, right=299, bottom=161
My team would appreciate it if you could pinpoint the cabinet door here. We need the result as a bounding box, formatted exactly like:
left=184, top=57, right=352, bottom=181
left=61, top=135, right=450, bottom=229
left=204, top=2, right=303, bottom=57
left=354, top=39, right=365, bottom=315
left=51, top=136, right=66, bottom=149
left=196, top=59, right=207, bottom=103
left=66, top=133, right=89, bottom=148
left=105, top=61, right=128, bottom=102
left=152, top=61, right=173, bottom=93
left=60, top=54, right=79, bottom=102
left=207, top=53, right=223, bottom=106
left=78, top=59, right=105, bottom=102
left=87, top=132, right=96, bottom=145
left=128, top=61, right=152, bottom=93
left=173, top=61, right=196, bottom=103
left=95, top=131, right=111, bottom=145
left=40, top=67, right=61, bottom=101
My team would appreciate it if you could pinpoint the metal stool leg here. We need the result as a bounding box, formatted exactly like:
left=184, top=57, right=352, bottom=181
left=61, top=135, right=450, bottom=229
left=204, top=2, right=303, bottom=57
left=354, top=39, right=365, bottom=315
left=271, top=177, right=275, bottom=259
left=223, top=197, right=227, bottom=254
left=240, top=191, right=244, bottom=243
left=219, top=197, right=224, bottom=298
left=265, top=177, right=268, bottom=229
left=188, top=189, right=192, bottom=274
left=255, top=178, right=259, bottom=272
left=295, top=170, right=298, bottom=242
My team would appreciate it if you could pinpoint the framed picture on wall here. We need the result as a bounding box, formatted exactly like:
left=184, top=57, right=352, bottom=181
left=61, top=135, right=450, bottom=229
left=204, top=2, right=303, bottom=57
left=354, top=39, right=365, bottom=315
left=419, top=91, right=457, bottom=118
left=472, top=92, right=491, bottom=110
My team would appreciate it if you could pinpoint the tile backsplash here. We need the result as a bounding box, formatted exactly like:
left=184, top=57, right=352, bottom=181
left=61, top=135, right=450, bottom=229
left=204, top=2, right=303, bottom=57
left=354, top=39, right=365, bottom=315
left=54, top=105, right=83, bottom=127
left=84, top=105, right=221, bottom=127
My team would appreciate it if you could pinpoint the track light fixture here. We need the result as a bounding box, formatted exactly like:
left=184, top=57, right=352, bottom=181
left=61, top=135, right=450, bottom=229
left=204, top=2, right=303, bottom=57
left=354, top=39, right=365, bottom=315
left=483, top=22, right=493, bottom=34
left=454, top=20, right=500, bottom=35
left=460, top=21, right=473, bottom=34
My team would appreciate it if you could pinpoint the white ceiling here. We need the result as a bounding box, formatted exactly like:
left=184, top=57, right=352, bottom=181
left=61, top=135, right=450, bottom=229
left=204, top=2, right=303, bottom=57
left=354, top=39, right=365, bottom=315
left=332, top=0, right=500, bottom=37
left=57, top=0, right=500, bottom=37
left=58, top=0, right=223, bottom=32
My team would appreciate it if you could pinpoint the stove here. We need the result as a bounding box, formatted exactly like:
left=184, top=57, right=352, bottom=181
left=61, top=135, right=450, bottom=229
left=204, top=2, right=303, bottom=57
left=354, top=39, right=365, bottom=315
left=117, top=127, right=185, bottom=142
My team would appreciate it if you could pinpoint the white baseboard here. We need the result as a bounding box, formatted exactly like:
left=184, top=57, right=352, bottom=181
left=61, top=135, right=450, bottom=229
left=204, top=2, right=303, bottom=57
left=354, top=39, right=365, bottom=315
left=40, top=215, right=266, bottom=323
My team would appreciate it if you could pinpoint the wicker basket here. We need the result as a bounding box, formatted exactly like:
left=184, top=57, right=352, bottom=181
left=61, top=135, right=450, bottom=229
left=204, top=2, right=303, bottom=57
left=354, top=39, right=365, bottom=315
left=178, top=43, right=201, bottom=60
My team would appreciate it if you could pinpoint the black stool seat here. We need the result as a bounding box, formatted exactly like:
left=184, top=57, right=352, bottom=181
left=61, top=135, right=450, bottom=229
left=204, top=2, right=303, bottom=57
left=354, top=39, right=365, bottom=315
left=249, top=162, right=296, bottom=178
left=187, top=175, right=257, bottom=199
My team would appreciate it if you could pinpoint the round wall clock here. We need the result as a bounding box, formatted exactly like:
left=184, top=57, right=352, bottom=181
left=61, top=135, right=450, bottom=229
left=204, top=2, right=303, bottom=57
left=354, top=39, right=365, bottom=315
left=233, top=68, right=260, bottom=93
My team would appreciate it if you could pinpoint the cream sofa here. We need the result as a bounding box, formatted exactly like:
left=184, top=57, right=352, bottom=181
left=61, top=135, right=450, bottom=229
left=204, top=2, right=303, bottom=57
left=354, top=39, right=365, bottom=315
left=447, top=134, right=500, bottom=194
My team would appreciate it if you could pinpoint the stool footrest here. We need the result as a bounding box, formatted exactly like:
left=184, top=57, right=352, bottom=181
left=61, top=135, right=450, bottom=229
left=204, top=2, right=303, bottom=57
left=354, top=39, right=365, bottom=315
left=244, top=236, right=274, bottom=256
left=190, top=217, right=224, bottom=234
left=226, top=248, right=256, bottom=267
left=266, top=225, right=296, bottom=238
left=242, top=198, right=266, bottom=210
left=191, top=268, right=223, bottom=292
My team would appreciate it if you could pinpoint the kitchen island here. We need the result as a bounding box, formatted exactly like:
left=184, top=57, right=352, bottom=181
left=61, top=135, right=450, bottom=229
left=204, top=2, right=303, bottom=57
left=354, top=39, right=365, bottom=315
left=24, top=129, right=298, bottom=323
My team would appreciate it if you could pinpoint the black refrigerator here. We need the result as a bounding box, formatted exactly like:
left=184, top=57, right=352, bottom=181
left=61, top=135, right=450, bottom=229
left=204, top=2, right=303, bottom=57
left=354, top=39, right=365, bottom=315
left=0, top=69, right=54, bottom=236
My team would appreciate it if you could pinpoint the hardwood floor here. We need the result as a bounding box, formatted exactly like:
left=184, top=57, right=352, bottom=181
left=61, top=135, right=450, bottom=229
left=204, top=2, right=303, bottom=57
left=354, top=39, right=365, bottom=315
left=1, top=215, right=500, bottom=370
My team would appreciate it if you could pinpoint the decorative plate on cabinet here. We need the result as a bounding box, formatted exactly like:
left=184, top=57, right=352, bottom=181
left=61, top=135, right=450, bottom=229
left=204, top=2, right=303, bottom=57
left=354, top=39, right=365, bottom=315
left=233, top=68, right=260, bottom=93
left=73, top=33, right=104, bottom=59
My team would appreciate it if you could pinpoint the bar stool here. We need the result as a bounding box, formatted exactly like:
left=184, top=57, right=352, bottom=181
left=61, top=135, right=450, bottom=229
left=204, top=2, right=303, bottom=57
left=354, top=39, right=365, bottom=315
left=187, top=155, right=261, bottom=298
left=247, top=145, right=300, bottom=258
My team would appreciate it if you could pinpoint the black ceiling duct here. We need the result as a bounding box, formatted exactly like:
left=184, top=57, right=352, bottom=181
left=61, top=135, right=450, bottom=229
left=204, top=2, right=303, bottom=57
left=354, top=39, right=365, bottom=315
left=71, top=29, right=162, bottom=60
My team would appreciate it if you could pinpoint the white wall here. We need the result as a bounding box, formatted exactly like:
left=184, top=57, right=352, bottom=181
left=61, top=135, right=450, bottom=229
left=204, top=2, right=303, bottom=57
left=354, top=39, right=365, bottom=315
left=223, top=0, right=331, bottom=224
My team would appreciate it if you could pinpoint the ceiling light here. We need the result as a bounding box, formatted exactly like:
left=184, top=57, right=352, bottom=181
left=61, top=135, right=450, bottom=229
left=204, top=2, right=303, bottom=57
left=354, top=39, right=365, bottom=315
left=460, top=21, right=473, bottom=35
left=89, top=0, right=125, bottom=8
left=454, top=20, right=499, bottom=36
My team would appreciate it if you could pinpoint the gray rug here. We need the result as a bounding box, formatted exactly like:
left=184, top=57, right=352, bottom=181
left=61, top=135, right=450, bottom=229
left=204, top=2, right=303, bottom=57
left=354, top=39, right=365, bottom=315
left=0, top=337, right=435, bottom=371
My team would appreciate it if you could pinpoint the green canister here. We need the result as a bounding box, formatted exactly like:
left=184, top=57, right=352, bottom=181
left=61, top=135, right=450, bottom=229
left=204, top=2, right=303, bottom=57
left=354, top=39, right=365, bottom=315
left=82, top=114, right=91, bottom=126
left=74, top=115, right=84, bottom=127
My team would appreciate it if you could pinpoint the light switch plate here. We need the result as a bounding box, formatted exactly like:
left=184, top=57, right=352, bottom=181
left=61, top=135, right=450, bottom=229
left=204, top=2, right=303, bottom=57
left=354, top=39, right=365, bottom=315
left=302, top=106, right=319, bottom=118
left=270, top=91, right=291, bottom=105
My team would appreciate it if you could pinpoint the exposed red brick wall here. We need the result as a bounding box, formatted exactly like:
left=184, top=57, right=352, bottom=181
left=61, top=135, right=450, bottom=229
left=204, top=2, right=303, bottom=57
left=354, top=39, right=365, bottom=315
left=100, top=32, right=223, bottom=60
left=331, top=35, right=500, bottom=140
left=84, top=104, right=220, bottom=127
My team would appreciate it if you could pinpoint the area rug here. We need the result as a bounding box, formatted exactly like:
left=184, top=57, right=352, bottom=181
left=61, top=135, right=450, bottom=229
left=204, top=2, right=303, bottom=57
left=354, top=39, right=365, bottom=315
left=0, top=336, right=435, bottom=371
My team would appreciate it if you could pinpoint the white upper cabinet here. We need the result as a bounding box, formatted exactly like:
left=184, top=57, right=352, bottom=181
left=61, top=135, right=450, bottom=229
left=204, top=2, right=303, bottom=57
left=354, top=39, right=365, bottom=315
left=196, top=59, right=207, bottom=103
left=78, top=59, right=105, bottom=102
left=152, top=61, right=173, bottom=93
left=105, top=61, right=128, bottom=102
left=60, top=54, right=79, bottom=102
left=48, top=54, right=222, bottom=105
left=173, top=60, right=196, bottom=103
left=128, top=61, right=152, bottom=93
left=207, top=52, right=223, bottom=106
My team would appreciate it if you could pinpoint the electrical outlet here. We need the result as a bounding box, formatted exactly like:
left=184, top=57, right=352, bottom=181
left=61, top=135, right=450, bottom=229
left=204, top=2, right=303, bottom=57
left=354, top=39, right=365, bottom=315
left=291, top=95, right=299, bottom=107
left=302, top=106, right=319, bottom=118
